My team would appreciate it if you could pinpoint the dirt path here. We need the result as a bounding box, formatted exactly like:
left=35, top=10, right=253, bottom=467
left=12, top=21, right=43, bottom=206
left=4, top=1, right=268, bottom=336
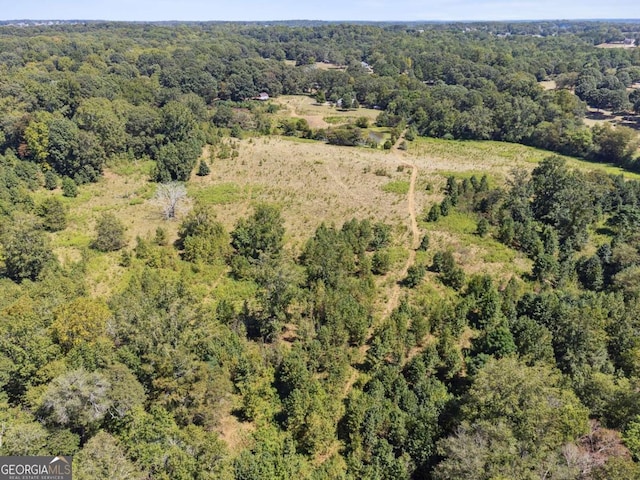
left=342, top=131, right=420, bottom=398
left=216, top=402, right=255, bottom=454
left=382, top=162, right=418, bottom=319
left=383, top=127, right=420, bottom=318
left=407, top=164, right=419, bottom=248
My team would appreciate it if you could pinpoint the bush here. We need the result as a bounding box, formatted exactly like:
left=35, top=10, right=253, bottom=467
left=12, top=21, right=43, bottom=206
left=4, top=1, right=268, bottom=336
left=197, top=160, right=210, bottom=176
left=432, top=250, right=465, bottom=289
left=37, top=198, right=67, bottom=232
left=477, top=218, right=489, bottom=237
left=119, top=250, right=132, bottom=267
left=179, top=205, right=230, bottom=264
left=355, top=117, right=369, bottom=128
left=92, top=213, right=127, bottom=252
left=44, top=170, right=59, bottom=190
left=624, top=415, right=640, bottom=461
left=369, top=222, right=391, bottom=250
left=404, top=128, right=416, bottom=141
left=440, top=198, right=451, bottom=216
left=404, top=264, right=426, bottom=288
left=154, top=227, right=168, bottom=246
left=326, top=126, right=363, bottom=146
left=2, top=225, right=56, bottom=282
left=230, top=125, right=242, bottom=138
left=426, top=204, right=441, bottom=222
left=372, top=250, right=391, bottom=275
left=532, top=253, right=558, bottom=284
left=441, top=266, right=466, bottom=290
left=62, top=177, right=78, bottom=198
left=418, top=234, right=429, bottom=251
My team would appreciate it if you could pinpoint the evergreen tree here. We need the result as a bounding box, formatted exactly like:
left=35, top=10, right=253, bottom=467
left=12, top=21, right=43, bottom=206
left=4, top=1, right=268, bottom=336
left=62, top=177, right=78, bottom=198
left=196, top=160, right=210, bottom=176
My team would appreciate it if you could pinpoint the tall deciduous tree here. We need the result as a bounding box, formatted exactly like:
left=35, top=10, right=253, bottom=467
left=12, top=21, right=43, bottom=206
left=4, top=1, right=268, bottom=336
left=2, top=223, right=56, bottom=282
left=154, top=182, right=188, bottom=220
left=231, top=204, right=285, bottom=262
left=51, top=298, right=112, bottom=352
left=37, top=197, right=67, bottom=232
left=74, top=431, right=144, bottom=480
left=177, top=204, right=230, bottom=264
left=435, top=357, right=589, bottom=479
left=41, top=368, right=112, bottom=432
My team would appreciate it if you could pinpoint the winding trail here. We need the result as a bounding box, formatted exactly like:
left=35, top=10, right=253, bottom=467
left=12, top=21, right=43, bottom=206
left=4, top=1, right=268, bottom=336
left=382, top=161, right=419, bottom=318
left=342, top=132, right=420, bottom=398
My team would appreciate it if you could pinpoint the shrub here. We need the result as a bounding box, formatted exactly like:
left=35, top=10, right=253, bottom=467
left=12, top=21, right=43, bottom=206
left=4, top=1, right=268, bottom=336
left=440, top=198, right=451, bottom=216
left=119, top=250, right=132, bottom=267
left=432, top=250, right=453, bottom=273
left=2, top=225, right=56, bottom=282
left=441, top=266, right=466, bottom=290
left=404, top=128, right=416, bottom=141
left=44, top=170, right=59, bottom=190
left=355, top=117, right=369, bottom=128
left=418, top=234, right=430, bottom=251
left=326, top=126, right=363, bottom=146
left=230, top=125, right=242, bottom=138
left=62, top=177, right=78, bottom=198
left=37, top=198, right=67, bottom=232
left=154, top=227, right=168, bottom=246
left=477, top=218, right=489, bottom=237
left=427, top=204, right=441, bottom=222
left=197, top=160, right=210, bottom=176
left=369, top=222, right=391, bottom=250
left=404, top=264, right=426, bottom=288
left=92, top=213, right=127, bottom=252
left=432, top=250, right=465, bottom=289
left=178, top=205, right=230, bottom=264
left=372, top=250, right=391, bottom=275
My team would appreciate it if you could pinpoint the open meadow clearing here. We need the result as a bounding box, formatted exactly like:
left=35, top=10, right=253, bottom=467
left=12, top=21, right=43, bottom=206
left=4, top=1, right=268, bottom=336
left=49, top=121, right=640, bottom=299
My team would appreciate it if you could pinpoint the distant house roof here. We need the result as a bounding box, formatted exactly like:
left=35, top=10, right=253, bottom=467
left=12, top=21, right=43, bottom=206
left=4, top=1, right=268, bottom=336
left=255, top=92, right=269, bottom=100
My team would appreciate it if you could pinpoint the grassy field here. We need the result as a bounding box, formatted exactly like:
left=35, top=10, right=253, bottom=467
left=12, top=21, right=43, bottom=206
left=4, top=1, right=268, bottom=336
left=421, top=211, right=531, bottom=279
left=408, top=136, right=640, bottom=181
left=48, top=99, right=640, bottom=298
left=273, top=95, right=379, bottom=129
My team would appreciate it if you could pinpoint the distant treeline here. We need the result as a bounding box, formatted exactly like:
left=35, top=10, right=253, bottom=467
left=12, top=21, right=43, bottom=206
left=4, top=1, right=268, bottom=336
left=0, top=21, right=638, bottom=184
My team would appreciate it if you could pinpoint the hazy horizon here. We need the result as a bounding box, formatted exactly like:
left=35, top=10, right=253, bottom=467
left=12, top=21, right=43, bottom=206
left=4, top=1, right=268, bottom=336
left=2, top=0, right=639, bottom=23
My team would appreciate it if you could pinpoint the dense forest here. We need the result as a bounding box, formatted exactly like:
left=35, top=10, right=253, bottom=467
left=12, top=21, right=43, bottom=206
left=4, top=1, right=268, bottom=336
left=1, top=19, right=640, bottom=479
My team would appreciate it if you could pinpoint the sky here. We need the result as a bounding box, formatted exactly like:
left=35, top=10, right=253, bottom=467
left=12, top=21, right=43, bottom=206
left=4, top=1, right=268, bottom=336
left=1, top=0, right=639, bottom=22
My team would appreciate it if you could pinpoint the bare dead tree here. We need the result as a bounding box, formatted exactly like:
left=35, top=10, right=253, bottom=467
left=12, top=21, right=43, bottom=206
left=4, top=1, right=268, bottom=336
left=154, top=182, right=188, bottom=220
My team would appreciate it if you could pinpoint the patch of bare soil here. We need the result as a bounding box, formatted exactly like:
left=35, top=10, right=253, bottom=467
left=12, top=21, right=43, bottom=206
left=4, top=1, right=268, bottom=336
left=583, top=108, right=640, bottom=132
left=216, top=407, right=255, bottom=454
left=538, top=80, right=556, bottom=91
left=596, top=43, right=637, bottom=49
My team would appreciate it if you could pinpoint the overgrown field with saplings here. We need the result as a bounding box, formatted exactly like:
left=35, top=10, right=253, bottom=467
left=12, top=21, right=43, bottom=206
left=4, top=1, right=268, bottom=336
left=3, top=19, right=640, bottom=479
